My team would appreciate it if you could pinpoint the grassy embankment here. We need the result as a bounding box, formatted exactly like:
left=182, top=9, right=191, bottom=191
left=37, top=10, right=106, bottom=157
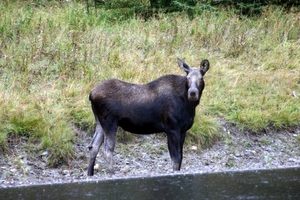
left=0, top=1, right=299, bottom=166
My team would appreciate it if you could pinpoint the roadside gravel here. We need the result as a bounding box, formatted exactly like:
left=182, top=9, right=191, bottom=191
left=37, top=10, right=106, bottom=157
left=1, top=121, right=299, bottom=188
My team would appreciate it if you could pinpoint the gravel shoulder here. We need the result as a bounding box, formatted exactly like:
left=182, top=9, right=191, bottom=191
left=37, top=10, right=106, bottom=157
left=1, top=121, right=300, bottom=188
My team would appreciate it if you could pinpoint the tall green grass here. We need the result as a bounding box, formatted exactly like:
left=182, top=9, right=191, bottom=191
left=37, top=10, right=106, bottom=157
left=0, top=1, right=299, bottom=165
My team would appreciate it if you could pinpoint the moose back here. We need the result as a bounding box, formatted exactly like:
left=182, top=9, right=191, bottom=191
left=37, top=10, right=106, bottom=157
left=87, top=58, right=210, bottom=175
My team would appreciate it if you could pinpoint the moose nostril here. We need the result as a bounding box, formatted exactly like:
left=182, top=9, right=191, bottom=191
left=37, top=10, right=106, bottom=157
left=188, top=88, right=199, bottom=101
left=189, top=89, right=198, bottom=96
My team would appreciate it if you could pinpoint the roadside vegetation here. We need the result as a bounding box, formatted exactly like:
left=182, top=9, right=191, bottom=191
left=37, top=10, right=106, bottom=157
left=0, top=0, right=299, bottom=166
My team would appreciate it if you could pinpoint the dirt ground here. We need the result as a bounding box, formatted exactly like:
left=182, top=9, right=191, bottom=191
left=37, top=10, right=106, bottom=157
left=1, top=120, right=300, bottom=188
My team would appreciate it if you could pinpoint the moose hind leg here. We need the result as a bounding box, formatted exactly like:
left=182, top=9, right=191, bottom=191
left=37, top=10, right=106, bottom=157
left=87, top=117, right=104, bottom=176
left=167, top=131, right=182, bottom=171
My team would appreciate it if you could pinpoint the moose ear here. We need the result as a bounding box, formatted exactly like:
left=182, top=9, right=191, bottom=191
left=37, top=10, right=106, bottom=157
left=200, top=59, right=209, bottom=76
left=177, top=58, right=190, bottom=74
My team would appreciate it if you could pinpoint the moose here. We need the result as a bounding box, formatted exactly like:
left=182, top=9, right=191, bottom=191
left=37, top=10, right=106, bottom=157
left=87, top=58, right=210, bottom=176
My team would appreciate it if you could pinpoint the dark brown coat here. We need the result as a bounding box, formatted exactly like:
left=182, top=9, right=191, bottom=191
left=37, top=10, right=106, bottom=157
left=87, top=58, right=210, bottom=175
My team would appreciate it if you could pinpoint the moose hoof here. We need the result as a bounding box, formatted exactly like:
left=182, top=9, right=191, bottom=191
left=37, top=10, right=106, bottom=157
left=172, top=163, right=180, bottom=171
left=87, top=170, right=94, bottom=176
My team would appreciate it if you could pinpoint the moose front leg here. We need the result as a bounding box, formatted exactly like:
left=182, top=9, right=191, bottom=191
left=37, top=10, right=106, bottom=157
left=87, top=119, right=104, bottom=176
left=179, top=131, right=186, bottom=170
left=167, top=131, right=183, bottom=171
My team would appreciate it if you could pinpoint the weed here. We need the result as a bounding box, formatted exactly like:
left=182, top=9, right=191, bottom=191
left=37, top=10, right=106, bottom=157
left=243, top=142, right=253, bottom=148
left=264, top=155, right=271, bottom=166
left=226, top=161, right=235, bottom=168
left=187, top=113, right=221, bottom=148
left=144, top=142, right=154, bottom=151
left=260, top=137, right=271, bottom=146
left=296, top=135, right=300, bottom=143
left=116, top=129, right=134, bottom=143
left=15, top=156, right=30, bottom=176
left=225, top=140, right=233, bottom=146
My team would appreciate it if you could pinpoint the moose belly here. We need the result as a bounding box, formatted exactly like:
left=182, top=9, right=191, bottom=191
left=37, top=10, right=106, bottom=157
left=118, top=117, right=163, bottom=134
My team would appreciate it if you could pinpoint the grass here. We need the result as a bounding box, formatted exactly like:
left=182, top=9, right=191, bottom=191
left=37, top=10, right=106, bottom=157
left=0, top=1, right=299, bottom=165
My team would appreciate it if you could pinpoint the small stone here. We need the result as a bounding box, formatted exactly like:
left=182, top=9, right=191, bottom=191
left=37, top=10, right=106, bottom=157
left=94, top=164, right=100, bottom=171
left=62, top=170, right=69, bottom=175
left=10, top=168, right=17, bottom=173
left=40, top=151, right=48, bottom=156
left=121, top=166, right=130, bottom=173
left=190, top=146, right=198, bottom=151
left=289, top=158, right=300, bottom=164
left=77, top=152, right=86, bottom=159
